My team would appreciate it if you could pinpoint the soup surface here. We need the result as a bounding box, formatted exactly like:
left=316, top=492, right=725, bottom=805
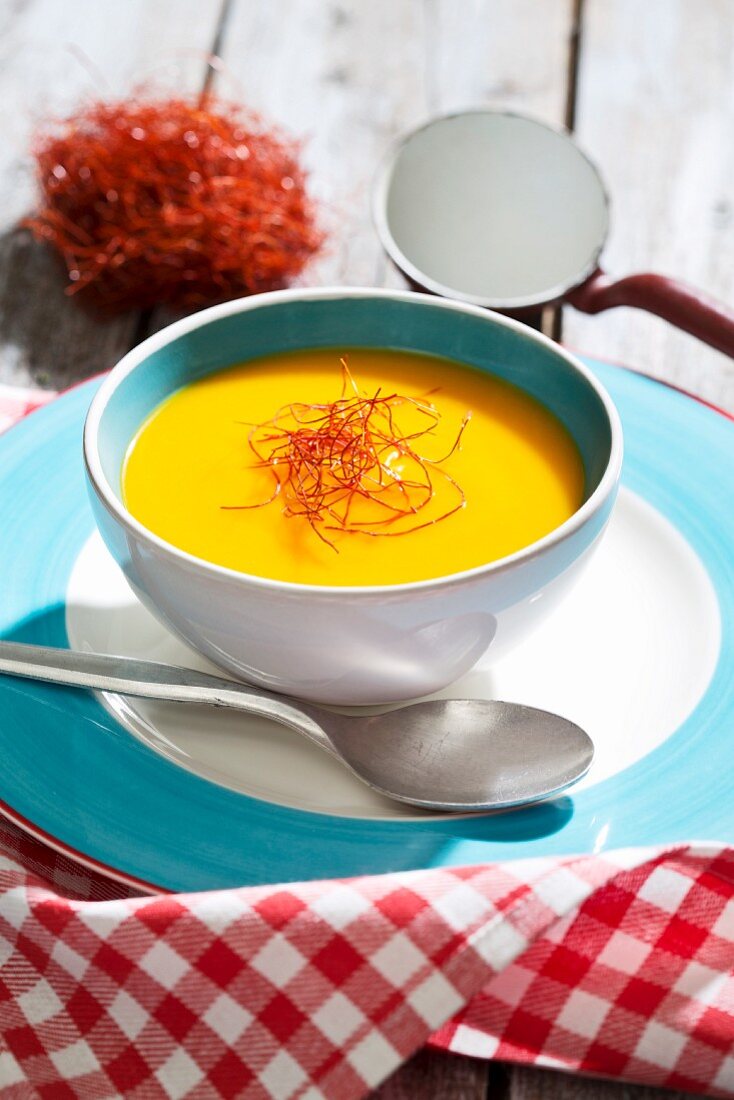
left=123, top=348, right=584, bottom=585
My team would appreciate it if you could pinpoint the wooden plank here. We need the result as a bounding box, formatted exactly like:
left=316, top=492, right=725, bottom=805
left=0, top=0, right=223, bottom=388
left=563, top=0, right=734, bottom=410
left=372, top=1048, right=492, bottom=1099
left=214, top=0, right=427, bottom=289
left=375, top=1050, right=701, bottom=1099
left=422, top=0, right=578, bottom=327
left=427, top=0, right=574, bottom=120
left=507, top=1063, right=700, bottom=1099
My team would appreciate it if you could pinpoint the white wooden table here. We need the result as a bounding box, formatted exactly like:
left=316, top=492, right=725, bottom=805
left=0, top=2, right=731, bottom=1096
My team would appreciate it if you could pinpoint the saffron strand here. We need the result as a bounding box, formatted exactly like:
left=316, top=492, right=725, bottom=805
left=224, top=359, right=470, bottom=548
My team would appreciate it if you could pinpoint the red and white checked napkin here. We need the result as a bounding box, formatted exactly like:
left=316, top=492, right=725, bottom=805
left=0, top=385, right=733, bottom=1099
left=0, top=383, right=55, bottom=431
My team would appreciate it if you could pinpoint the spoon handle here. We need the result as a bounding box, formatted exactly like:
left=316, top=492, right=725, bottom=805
left=0, top=640, right=337, bottom=756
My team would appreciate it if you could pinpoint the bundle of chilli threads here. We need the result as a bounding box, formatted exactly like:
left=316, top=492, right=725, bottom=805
left=23, top=93, right=323, bottom=311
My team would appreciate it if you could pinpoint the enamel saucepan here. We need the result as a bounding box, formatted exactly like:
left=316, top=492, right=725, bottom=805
left=373, top=110, right=734, bottom=357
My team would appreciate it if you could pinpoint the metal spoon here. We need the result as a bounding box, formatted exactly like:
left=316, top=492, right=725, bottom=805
left=0, top=640, right=593, bottom=812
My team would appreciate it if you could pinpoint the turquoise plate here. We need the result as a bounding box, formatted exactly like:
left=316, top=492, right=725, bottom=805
left=0, top=359, right=732, bottom=892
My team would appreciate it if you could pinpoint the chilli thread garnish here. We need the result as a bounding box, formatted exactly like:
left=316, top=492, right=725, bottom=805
left=223, top=358, right=471, bottom=550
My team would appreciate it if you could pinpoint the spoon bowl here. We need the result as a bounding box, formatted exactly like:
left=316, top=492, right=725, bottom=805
left=324, top=698, right=593, bottom=811
left=0, top=641, right=593, bottom=813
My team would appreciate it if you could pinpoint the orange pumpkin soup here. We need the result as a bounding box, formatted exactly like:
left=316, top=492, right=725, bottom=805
left=123, top=348, right=584, bottom=585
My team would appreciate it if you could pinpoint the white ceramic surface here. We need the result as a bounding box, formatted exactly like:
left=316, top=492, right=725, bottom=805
left=374, top=111, right=609, bottom=309
left=66, top=489, right=720, bottom=820
left=83, top=289, right=622, bottom=706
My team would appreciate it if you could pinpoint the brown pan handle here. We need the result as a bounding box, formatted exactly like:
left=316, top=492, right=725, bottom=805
left=568, top=270, right=734, bottom=358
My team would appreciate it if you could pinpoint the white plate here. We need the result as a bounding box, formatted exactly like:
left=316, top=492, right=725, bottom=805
left=66, top=488, right=720, bottom=820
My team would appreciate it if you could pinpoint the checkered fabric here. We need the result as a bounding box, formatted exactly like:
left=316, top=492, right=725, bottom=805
left=1, top=389, right=733, bottom=1098
left=434, top=845, right=734, bottom=1096
left=0, top=384, right=53, bottom=432
left=1, top=823, right=733, bottom=1098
